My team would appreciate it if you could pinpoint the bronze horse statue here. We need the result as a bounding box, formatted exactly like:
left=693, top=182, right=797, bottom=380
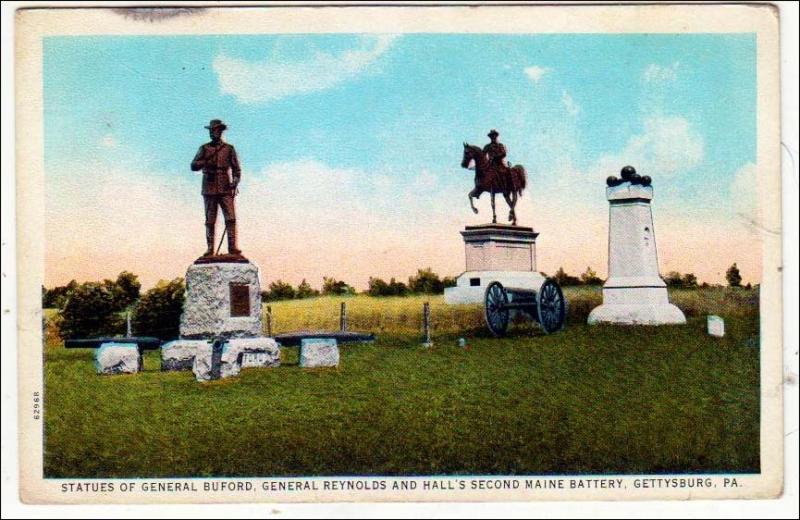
left=461, top=143, right=527, bottom=225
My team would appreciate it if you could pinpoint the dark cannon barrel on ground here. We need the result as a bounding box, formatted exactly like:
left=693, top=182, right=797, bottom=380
left=64, top=337, right=163, bottom=350
left=273, top=330, right=375, bottom=347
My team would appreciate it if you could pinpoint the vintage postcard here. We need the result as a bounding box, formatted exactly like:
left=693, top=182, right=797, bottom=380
left=14, top=3, right=783, bottom=504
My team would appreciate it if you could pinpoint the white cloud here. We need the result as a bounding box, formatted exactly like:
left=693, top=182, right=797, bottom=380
left=729, top=162, right=760, bottom=233
left=536, top=116, right=704, bottom=199
left=643, top=62, right=680, bottom=83
left=561, top=90, right=580, bottom=116
left=523, top=65, right=549, bottom=83
left=213, top=35, right=399, bottom=104
left=594, top=116, right=704, bottom=178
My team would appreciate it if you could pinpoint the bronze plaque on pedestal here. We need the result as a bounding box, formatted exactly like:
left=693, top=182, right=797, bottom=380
left=229, top=283, right=250, bottom=317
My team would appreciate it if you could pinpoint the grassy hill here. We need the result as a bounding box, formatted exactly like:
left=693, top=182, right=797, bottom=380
left=43, top=287, right=760, bottom=477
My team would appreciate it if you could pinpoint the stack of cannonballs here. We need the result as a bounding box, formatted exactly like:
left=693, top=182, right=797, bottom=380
left=607, top=165, right=651, bottom=187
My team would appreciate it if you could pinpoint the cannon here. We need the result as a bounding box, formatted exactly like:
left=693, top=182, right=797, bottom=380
left=64, top=336, right=163, bottom=351
left=483, top=279, right=566, bottom=336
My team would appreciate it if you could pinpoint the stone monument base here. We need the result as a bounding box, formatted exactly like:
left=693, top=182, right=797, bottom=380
left=444, top=271, right=547, bottom=304
left=444, top=224, right=540, bottom=305
left=587, top=279, right=686, bottom=325
left=192, top=337, right=280, bottom=381
left=171, top=257, right=280, bottom=381
left=587, top=302, right=686, bottom=325
left=180, top=261, right=262, bottom=339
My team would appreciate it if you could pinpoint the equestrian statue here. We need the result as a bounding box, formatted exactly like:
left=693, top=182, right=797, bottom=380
left=461, top=129, right=527, bottom=226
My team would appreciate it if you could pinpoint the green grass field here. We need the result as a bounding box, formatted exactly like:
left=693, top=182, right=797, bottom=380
left=43, top=287, right=760, bottom=478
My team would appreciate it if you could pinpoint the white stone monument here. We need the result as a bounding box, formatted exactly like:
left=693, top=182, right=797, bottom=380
left=707, top=315, right=725, bottom=337
left=163, top=257, right=281, bottom=381
left=444, top=224, right=546, bottom=304
left=587, top=170, right=685, bottom=325
left=180, top=262, right=263, bottom=338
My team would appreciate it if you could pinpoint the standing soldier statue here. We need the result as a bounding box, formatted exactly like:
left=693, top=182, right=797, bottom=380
left=191, top=119, right=243, bottom=258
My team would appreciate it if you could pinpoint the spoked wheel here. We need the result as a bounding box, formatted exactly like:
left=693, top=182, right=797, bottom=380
left=484, top=281, right=510, bottom=337
left=536, top=279, right=566, bottom=334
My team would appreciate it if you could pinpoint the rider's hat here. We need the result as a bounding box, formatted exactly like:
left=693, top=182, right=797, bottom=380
left=204, top=119, right=227, bottom=131
left=487, top=129, right=499, bottom=138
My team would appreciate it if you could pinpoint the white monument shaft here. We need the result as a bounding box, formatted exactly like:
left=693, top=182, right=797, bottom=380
left=588, top=181, right=685, bottom=325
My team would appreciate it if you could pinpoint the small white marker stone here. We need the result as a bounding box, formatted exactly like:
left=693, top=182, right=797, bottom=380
left=707, top=315, right=725, bottom=338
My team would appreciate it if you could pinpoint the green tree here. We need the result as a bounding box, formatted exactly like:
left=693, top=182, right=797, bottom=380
left=114, top=271, right=141, bottom=308
left=131, top=278, right=185, bottom=340
left=265, top=280, right=296, bottom=301
left=99, top=271, right=142, bottom=311
left=59, top=282, right=125, bottom=339
left=42, top=279, right=78, bottom=309
left=408, top=268, right=445, bottom=294
left=726, top=263, right=742, bottom=287
left=295, top=279, right=320, bottom=299
left=553, top=267, right=581, bottom=287
left=664, top=271, right=684, bottom=287
left=681, top=273, right=699, bottom=288
left=387, top=278, right=408, bottom=296
left=322, top=277, right=355, bottom=296
left=368, top=277, right=409, bottom=297
left=580, top=266, right=603, bottom=286
left=367, top=277, right=390, bottom=297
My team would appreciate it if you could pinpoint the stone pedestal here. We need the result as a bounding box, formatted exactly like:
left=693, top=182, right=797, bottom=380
left=444, top=224, right=540, bottom=304
left=172, top=258, right=281, bottom=381
left=190, top=337, right=281, bottom=381
left=180, top=261, right=263, bottom=338
left=587, top=182, right=685, bottom=325
left=707, top=315, right=725, bottom=337
left=300, top=338, right=340, bottom=368
left=462, top=224, right=538, bottom=271
left=95, top=343, right=142, bottom=374
left=161, top=339, right=210, bottom=371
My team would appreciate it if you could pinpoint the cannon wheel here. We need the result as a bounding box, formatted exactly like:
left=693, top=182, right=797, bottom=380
left=536, top=278, right=566, bottom=333
left=484, top=281, right=510, bottom=337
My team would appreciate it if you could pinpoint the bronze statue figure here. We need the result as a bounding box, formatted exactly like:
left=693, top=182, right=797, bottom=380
left=461, top=130, right=527, bottom=226
left=483, top=129, right=507, bottom=170
left=191, top=119, right=243, bottom=258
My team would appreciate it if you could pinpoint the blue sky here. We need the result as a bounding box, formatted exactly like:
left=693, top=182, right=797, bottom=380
left=43, top=33, right=760, bottom=287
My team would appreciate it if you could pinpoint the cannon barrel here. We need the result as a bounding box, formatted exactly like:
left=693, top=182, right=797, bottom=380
left=64, top=337, right=163, bottom=350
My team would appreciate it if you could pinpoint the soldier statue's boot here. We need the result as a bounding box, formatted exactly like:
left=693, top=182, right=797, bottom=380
left=204, top=224, right=215, bottom=256
left=226, top=220, right=242, bottom=256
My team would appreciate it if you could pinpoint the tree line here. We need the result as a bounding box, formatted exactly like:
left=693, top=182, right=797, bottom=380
left=545, top=263, right=750, bottom=289
left=43, top=273, right=184, bottom=341
left=261, top=268, right=457, bottom=301
left=42, top=263, right=751, bottom=340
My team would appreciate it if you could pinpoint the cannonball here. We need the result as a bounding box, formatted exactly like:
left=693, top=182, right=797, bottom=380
left=606, top=176, right=619, bottom=187
left=630, top=173, right=642, bottom=184
left=641, top=175, right=652, bottom=186
left=620, top=165, right=636, bottom=180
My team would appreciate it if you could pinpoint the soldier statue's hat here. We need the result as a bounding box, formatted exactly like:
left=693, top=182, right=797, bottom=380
left=487, top=129, right=499, bottom=138
left=204, top=119, right=227, bottom=130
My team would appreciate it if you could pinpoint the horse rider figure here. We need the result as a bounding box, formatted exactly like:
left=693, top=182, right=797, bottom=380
left=483, top=129, right=508, bottom=170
